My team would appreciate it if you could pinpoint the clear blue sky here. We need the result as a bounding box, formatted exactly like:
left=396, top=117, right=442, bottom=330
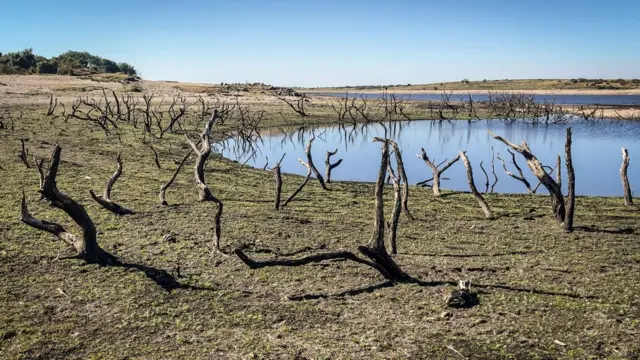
left=2, top=0, right=639, bottom=87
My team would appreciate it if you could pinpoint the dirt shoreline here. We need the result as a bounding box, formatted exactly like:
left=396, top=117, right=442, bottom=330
left=304, top=88, right=640, bottom=95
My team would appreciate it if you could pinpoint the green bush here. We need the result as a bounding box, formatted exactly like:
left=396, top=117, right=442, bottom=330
left=37, top=61, right=58, bottom=74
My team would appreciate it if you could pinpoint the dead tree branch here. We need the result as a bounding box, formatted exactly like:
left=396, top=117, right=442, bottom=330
left=389, top=141, right=414, bottom=221
left=324, top=149, right=343, bottom=183
left=489, top=131, right=565, bottom=224
left=459, top=151, right=493, bottom=218
left=159, top=149, right=193, bottom=206
left=20, top=146, right=117, bottom=265
left=272, top=154, right=286, bottom=210
left=89, top=153, right=135, bottom=215
left=497, top=149, right=533, bottom=193
left=18, top=139, right=30, bottom=168
left=621, top=147, right=633, bottom=206
left=565, top=128, right=575, bottom=232
left=273, top=92, right=309, bottom=117
left=418, top=148, right=460, bottom=196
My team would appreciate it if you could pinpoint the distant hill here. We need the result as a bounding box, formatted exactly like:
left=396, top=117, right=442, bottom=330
left=0, top=48, right=137, bottom=76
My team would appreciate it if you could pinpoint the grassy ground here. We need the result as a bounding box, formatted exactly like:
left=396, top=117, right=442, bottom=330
left=305, top=78, right=640, bottom=93
left=1, top=83, right=640, bottom=359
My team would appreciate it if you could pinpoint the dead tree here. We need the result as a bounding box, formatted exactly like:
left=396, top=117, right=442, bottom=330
left=89, top=153, right=135, bottom=215
left=142, top=136, right=161, bottom=169
left=418, top=148, right=460, bottom=197
left=556, top=154, right=562, bottom=190
left=565, top=128, right=575, bottom=232
left=282, top=137, right=327, bottom=206
left=489, top=131, right=565, bottom=224
left=184, top=109, right=227, bottom=252
left=33, top=156, right=45, bottom=200
left=479, top=161, right=490, bottom=193
left=459, top=151, right=493, bottom=218
left=18, top=139, right=30, bottom=168
left=386, top=163, right=401, bottom=254
left=159, top=149, right=193, bottom=206
left=497, top=150, right=534, bottom=193
left=273, top=92, right=309, bottom=117
left=490, top=147, right=498, bottom=192
left=272, top=154, right=286, bottom=210
left=282, top=158, right=312, bottom=207
left=324, top=149, right=343, bottom=183
left=20, top=145, right=118, bottom=265
left=621, top=148, right=633, bottom=206
left=389, top=141, right=414, bottom=221
left=236, top=138, right=411, bottom=281
left=46, top=94, right=58, bottom=116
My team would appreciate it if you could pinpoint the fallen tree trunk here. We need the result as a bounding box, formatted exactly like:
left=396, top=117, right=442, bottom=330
left=20, top=145, right=117, bottom=265
left=621, top=147, right=633, bottom=205
left=90, top=153, right=135, bottom=215
left=564, top=128, right=575, bottom=232
left=459, top=151, right=493, bottom=219
left=159, top=149, right=193, bottom=206
left=489, top=131, right=565, bottom=224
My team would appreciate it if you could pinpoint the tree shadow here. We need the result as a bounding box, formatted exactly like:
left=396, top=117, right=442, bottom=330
left=117, top=262, right=215, bottom=292
left=574, top=226, right=634, bottom=234
left=401, top=250, right=543, bottom=258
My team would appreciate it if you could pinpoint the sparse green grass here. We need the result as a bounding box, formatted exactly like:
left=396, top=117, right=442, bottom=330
left=0, top=101, right=639, bottom=359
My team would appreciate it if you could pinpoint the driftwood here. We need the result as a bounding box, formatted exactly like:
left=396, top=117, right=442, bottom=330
left=489, top=131, right=565, bottom=224
left=185, top=109, right=225, bottom=252
left=418, top=148, right=460, bottom=196
left=20, top=145, right=117, bottom=265
left=324, top=149, right=343, bottom=183
left=565, top=128, right=575, bottom=232
left=621, top=148, right=633, bottom=206
left=459, top=151, right=493, bottom=218
left=272, top=154, right=286, bottom=210
left=89, top=153, right=135, bottom=215
left=159, top=149, right=193, bottom=206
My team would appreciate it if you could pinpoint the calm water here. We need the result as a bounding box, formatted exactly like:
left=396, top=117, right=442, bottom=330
left=222, top=119, right=639, bottom=197
left=312, top=92, right=640, bottom=106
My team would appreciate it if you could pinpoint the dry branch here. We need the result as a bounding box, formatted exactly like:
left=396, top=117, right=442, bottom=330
left=418, top=148, right=460, bottom=196
left=20, top=146, right=117, bottom=265
left=324, top=149, right=343, bottom=183
left=273, top=154, right=285, bottom=210
left=89, top=153, right=135, bottom=215
left=18, top=139, right=30, bottom=168
left=621, top=148, right=633, bottom=205
left=159, top=149, right=193, bottom=206
left=497, top=149, right=533, bottom=193
left=489, top=131, right=565, bottom=224
left=389, top=141, right=414, bottom=221
left=459, top=151, right=493, bottom=218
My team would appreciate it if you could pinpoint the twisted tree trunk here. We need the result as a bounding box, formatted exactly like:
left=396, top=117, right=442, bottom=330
left=459, top=151, right=493, bottom=219
left=621, top=148, right=633, bottom=206
left=324, top=149, right=343, bottom=183
left=90, top=153, right=135, bottom=215
left=20, top=146, right=117, bottom=265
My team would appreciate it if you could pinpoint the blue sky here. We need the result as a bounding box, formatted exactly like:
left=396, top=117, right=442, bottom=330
left=2, top=0, right=639, bottom=86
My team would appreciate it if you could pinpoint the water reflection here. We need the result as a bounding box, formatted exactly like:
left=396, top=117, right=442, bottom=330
left=221, top=119, right=640, bottom=196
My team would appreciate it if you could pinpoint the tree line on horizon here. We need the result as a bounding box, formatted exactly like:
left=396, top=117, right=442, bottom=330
left=0, top=48, right=137, bottom=76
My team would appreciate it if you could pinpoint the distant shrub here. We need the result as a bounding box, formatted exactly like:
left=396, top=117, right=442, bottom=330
left=461, top=79, right=470, bottom=83
left=118, top=62, right=136, bottom=75
left=482, top=79, right=487, bottom=82
left=37, top=61, right=57, bottom=74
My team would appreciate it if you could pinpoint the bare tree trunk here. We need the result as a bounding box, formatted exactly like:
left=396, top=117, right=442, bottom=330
left=324, top=149, right=343, bottom=183
left=90, top=153, right=135, bottom=215
left=564, top=128, right=575, bottom=232
left=459, top=151, right=493, bottom=219
left=20, top=145, right=117, bottom=265
left=418, top=148, right=460, bottom=197
left=33, top=156, right=45, bottom=200
left=489, top=131, right=565, bottom=224
left=497, top=149, right=534, bottom=193
left=273, top=154, right=285, bottom=210
left=159, top=149, right=193, bottom=206
left=386, top=164, right=401, bottom=254
left=479, top=161, right=490, bottom=194
left=389, top=141, right=414, bottom=221
left=621, top=147, right=633, bottom=206
left=556, top=154, right=562, bottom=191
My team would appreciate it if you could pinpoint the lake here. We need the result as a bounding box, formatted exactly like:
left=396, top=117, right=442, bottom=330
left=222, top=119, right=639, bottom=197
left=311, top=92, right=640, bottom=106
